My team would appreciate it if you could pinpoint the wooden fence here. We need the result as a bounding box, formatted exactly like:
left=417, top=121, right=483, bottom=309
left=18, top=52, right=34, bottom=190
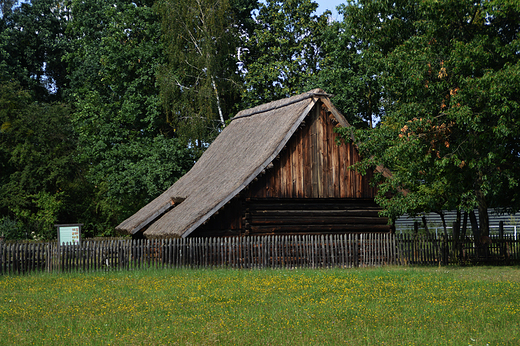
left=396, top=234, right=520, bottom=265
left=1, top=234, right=518, bottom=275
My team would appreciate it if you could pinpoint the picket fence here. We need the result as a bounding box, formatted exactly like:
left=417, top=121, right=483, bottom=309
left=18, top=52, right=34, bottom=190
left=1, top=234, right=518, bottom=275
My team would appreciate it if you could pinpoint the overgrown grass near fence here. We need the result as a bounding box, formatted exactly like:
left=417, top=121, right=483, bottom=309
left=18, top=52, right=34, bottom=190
left=1, top=266, right=519, bottom=345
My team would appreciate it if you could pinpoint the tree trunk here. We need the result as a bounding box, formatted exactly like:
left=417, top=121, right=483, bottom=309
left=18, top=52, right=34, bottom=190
left=437, top=211, right=448, bottom=237
left=476, top=187, right=490, bottom=259
left=453, top=210, right=461, bottom=263
left=211, top=76, right=225, bottom=127
left=453, top=210, right=461, bottom=241
left=437, top=211, right=449, bottom=265
left=460, top=211, right=469, bottom=264
left=461, top=211, right=468, bottom=239
left=475, top=171, right=490, bottom=238
left=469, top=210, right=480, bottom=241
left=476, top=191, right=489, bottom=238
left=422, top=215, right=430, bottom=236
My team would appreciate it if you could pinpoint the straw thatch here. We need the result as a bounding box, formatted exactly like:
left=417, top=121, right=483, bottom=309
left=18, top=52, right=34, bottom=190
left=116, top=89, right=348, bottom=238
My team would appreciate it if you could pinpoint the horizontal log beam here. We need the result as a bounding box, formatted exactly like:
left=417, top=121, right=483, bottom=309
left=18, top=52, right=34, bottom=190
left=250, top=224, right=392, bottom=233
left=249, top=204, right=383, bottom=211
left=250, top=216, right=389, bottom=225
left=250, top=210, right=382, bottom=217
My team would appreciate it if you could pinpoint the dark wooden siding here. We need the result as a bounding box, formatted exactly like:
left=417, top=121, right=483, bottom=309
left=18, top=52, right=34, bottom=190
left=246, top=102, right=377, bottom=199
left=191, top=197, right=243, bottom=237
left=191, top=101, right=390, bottom=237
left=244, top=198, right=391, bottom=235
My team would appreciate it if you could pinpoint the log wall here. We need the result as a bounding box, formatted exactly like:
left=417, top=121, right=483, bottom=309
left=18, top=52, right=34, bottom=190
left=193, top=101, right=386, bottom=237
left=243, top=198, right=391, bottom=235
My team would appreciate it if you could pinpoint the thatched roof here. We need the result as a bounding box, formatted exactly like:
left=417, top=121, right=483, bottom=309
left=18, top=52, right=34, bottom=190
left=116, top=89, right=349, bottom=238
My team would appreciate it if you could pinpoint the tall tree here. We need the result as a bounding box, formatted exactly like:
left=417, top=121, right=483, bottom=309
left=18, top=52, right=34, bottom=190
left=66, top=0, right=195, bottom=234
left=240, top=0, right=330, bottom=108
left=157, top=0, right=250, bottom=147
left=0, top=0, right=16, bottom=16
left=306, top=17, right=382, bottom=128
left=0, top=81, right=82, bottom=239
left=0, top=0, right=84, bottom=239
left=0, top=0, right=71, bottom=101
left=338, top=0, right=520, bottom=239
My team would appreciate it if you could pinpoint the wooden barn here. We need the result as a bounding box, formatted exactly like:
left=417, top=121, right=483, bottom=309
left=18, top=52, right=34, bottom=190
left=116, top=89, right=393, bottom=238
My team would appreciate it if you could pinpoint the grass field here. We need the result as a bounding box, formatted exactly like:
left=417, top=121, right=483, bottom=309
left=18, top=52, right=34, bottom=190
left=1, top=266, right=519, bottom=345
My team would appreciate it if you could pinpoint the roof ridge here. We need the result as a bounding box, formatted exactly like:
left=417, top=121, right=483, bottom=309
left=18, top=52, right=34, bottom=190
left=232, top=89, right=332, bottom=121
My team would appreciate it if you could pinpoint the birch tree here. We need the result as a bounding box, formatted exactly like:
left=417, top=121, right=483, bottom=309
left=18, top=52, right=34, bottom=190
left=157, top=0, right=249, bottom=148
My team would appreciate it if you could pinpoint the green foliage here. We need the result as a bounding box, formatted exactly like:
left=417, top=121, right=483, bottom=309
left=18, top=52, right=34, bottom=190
left=157, top=0, right=247, bottom=147
left=64, top=0, right=196, bottom=235
left=338, top=0, right=520, bottom=233
left=1, top=0, right=214, bottom=238
left=0, top=216, right=25, bottom=240
left=0, top=81, right=78, bottom=239
left=306, top=14, right=382, bottom=128
left=0, top=0, right=70, bottom=101
left=230, top=0, right=259, bottom=37
left=241, top=0, right=330, bottom=108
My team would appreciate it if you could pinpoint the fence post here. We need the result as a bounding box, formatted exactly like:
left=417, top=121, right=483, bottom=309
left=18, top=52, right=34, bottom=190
left=442, top=234, right=449, bottom=266
left=499, top=221, right=505, bottom=260
left=354, top=234, right=359, bottom=267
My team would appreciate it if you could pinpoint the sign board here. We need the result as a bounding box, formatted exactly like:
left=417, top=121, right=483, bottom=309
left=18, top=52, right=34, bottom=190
left=55, top=224, right=83, bottom=246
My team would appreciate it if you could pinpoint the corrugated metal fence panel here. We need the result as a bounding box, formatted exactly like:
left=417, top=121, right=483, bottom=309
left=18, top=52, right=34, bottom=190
left=396, top=209, right=520, bottom=236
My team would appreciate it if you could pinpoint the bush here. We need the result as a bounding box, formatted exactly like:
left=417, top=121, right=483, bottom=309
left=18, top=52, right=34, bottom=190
left=0, top=216, right=27, bottom=240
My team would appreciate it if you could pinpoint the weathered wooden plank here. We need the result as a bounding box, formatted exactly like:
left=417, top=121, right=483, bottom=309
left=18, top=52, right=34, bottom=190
left=285, top=143, right=293, bottom=198
left=348, top=143, right=356, bottom=198
left=228, top=237, right=233, bottom=268
left=249, top=206, right=384, bottom=214
left=0, top=244, right=4, bottom=275
left=310, top=106, right=319, bottom=198
left=317, top=106, right=324, bottom=198
left=247, top=197, right=382, bottom=204
left=248, top=200, right=384, bottom=210
left=251, top=215, right=389, bottom=224
left=319, top=107, right=327, bottom=198
left=30, top=243, right=34, bottom=273
left=7, top=244, right=13, bottom=275
left=339, top=234, right=345, bottom=267
left=8, top=243, right=13, bottom=275
left=29, top=243, right=34, bottom=272
left=296, top=129, right=304, bottom=198
left=250, top=223, right=391, bottom=232
left=210, top=237, right=215, bottom=268
left=333, top=131, right=341, bottom=199
left=325, top=109, right=334, bottom=198
left=268, top=159, right=278, bottom=198
left=25, top=243, right=31, bottom=273
left=302, top=117, right=312, bottom=198
left=323, top=111, right=330, bottom=197
left=289, top=134, right=296, bottom=198
left=139, top=239, right=144, bottom=269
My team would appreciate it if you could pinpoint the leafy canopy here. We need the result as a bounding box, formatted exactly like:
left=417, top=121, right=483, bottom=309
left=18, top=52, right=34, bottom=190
left=241, top=0, right=330, bottom=108
left=336, top=0, right=520, bottom=235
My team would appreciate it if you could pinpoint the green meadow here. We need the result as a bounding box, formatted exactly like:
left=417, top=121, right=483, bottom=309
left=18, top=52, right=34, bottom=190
left=1, top=266, right=519, bottom=345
